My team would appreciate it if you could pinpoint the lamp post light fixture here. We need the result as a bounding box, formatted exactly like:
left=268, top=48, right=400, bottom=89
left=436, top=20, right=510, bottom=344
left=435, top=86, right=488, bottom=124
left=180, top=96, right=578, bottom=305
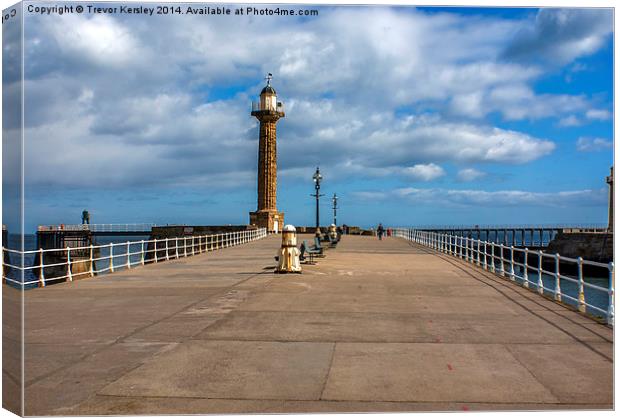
left=332, top=193, right=338, bottom=226
left=311, top=167, right=324, bottom=230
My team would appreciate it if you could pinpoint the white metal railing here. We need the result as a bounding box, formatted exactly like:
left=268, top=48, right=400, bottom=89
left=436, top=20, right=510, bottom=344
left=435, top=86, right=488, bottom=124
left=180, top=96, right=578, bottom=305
left=392, top=228, right=614, bottom=326
left=37, top=223, right=160, bottom=232
left=251, top=101, right=285, bottom=113
left=1, top=228, right=267, bottom=289
left=406, top=223, right=607, bottom=230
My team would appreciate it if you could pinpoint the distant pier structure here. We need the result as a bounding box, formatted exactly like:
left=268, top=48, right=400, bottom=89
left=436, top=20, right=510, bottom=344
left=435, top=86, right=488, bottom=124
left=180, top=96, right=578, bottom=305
left=249, top=74, right=285, bottom=233
left=607, top=166, right=613, bottom=232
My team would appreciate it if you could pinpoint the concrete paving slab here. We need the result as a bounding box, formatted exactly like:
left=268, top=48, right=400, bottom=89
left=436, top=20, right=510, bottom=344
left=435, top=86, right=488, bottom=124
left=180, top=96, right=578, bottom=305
left=506, top=343, right=613, bottom=404
left=99, top=340, right=334, bottom=401
left=322, top=342, right=559, bottom=403
left=24, top=341, right=174, bottom=416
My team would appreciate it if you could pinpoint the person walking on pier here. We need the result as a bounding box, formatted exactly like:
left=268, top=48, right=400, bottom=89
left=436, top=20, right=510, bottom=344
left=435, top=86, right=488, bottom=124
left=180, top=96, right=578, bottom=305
left=377, top=223, right=385, bottom=240
left=82, top=210, right=90, bottom=225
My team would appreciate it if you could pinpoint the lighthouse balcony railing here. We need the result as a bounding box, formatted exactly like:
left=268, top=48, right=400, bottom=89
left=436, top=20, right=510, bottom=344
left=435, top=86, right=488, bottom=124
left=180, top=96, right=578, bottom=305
left=251, top=101, right=284, bottom=113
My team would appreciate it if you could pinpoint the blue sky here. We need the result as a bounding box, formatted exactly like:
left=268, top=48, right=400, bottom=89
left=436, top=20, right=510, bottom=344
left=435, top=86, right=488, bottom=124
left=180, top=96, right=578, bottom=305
left=2, top=4, right=614, bottom=232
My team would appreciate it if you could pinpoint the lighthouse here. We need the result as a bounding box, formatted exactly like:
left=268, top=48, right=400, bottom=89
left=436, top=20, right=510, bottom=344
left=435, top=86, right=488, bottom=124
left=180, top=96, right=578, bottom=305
left=249, top=74, right=285, bottom=233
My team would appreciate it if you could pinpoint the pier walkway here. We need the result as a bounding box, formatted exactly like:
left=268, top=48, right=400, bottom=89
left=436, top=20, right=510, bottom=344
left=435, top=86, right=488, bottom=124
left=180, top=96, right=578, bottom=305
left=13, top=235, right=613, bottom=414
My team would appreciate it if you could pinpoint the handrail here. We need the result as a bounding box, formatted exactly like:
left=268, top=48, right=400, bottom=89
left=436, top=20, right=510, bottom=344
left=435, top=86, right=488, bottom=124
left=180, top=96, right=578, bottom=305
left=37, top=223, right=162, bottom=232
left=404, top=223, right=607, bottom=230
left=2, top=228, right=268, bottom=289
left=392, top=228, right=614, bottom=326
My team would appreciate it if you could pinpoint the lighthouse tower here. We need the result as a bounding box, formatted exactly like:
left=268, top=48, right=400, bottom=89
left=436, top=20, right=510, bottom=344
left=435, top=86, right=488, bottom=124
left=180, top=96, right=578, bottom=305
left=249, top=74, right=285, bottom=233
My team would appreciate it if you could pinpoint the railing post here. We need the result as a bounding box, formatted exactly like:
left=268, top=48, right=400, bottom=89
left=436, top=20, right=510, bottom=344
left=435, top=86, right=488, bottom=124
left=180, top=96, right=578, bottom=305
left=126, top=241, right=131, bottom=269
left=537, top=250, right=543, bottom=295
left=192, top=236, right=195, bottom=256
left=165, top=238, right=170, bottom=261
left=140, top=240, right=145, bottom=266
left=523, top=248, right=529, bottom=288
left=88, top=244, right=95, bottom=277
left=483, top=241, right=488, bottom=270
left=499, top=244, right=505, bottom=277
left=577, top=257, right=586, bottom=313
left=607, top=262, right=614, bottom=326
left=490, top=242, right=495, bottom=272
left=554, top=253, right=561, bottom=302
left=109, top=242, right=115, bottom=272
left=154, top=239, right=158, bottom=263
left=510, top=246, right=515, bottom=281
left=176, top=238, right=179, bottom=258
left=184, top=237, right=188, bottom=257
left=476, top=239, right=481, bottom=265
left=38, top=248, right=46, bottom=287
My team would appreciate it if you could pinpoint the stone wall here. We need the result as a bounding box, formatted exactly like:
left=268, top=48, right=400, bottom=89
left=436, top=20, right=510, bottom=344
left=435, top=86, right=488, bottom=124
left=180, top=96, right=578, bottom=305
left=546, top=232, right=613, bottom=263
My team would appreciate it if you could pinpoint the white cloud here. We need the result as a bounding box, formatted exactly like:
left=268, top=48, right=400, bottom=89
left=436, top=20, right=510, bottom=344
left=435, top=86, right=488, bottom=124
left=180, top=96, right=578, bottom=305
left=558, top=115, right=582, bottom=127
left=354, top=187, right=607, bottom=208
left=403, top=163, right=446, bottom=181
left=16, top=7, right=611, bottom=191
left=585, top=109, right=612, bottom=121
left=457, top=168, right=486, bottom=182
left=504, top=9, right=613, bottom=65
left=576, top=137, right=613, bottom=152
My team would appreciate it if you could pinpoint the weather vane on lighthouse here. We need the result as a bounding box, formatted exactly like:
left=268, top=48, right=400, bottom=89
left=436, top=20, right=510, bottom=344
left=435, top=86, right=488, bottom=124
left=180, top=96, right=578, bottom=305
left=265, top=73, right=273, bottom=86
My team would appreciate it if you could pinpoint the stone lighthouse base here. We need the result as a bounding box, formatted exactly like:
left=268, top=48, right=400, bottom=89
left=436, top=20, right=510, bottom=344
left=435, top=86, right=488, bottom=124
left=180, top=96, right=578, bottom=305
left=249, top=210, right=284, bottom=233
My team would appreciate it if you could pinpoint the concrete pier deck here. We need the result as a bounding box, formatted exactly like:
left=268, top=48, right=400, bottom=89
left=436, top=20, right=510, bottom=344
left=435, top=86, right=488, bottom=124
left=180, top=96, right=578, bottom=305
left=12, top=235, right=613, bottom=414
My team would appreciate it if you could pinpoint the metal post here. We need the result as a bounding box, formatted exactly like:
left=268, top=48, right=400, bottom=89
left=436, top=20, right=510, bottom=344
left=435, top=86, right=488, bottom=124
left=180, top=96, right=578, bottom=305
left=165, top=238, right=170, bottom=261
left=510, top=246, right=515, bottom=281
left=577, top=257, right=586, bottom=313
left=110, top=242, right=115, bottom=271
left=127, top=241, right=131, bottom=269
left=140, top=240, right=145, bottom=266
left=175, top=238, right=179, bottom=258
left=153, top=239, right=158, bottom=263
left=483, top=241, right=488, bottom=269
left=38, top=248, right=46, bottom=287
left=523, top=248, right=529, bottom=288
left=607, top=262, right=614, bottom=325
left=537, top=250, right=543, bottom=294
left=554, top=253, right=561, bottom=302
left=88, top=244, right=95, bottom=277
left=192, top=236, right=195, bottom=256
left=490, top=242, right=495, bottom=272
left=499, top=244, right=505, bottom=277
left=184, top=237, right=187, bottom=257
left=476, top=239, right=481, bottom=265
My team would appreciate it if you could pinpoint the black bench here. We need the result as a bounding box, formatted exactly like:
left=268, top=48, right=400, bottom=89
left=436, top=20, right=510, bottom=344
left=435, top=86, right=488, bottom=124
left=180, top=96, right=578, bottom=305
left=300, top=240, right=322, bottom=264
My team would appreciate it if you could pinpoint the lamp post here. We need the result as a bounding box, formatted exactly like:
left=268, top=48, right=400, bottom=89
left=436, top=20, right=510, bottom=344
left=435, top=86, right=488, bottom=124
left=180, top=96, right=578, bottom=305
left=311, top=167, right=324, bottom=231
left=332, top=193, right=338, bottom=226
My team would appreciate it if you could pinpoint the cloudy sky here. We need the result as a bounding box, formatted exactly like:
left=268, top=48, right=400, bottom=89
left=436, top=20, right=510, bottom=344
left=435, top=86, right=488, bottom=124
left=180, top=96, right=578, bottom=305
left=3, top=3, right=614, bottom=231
